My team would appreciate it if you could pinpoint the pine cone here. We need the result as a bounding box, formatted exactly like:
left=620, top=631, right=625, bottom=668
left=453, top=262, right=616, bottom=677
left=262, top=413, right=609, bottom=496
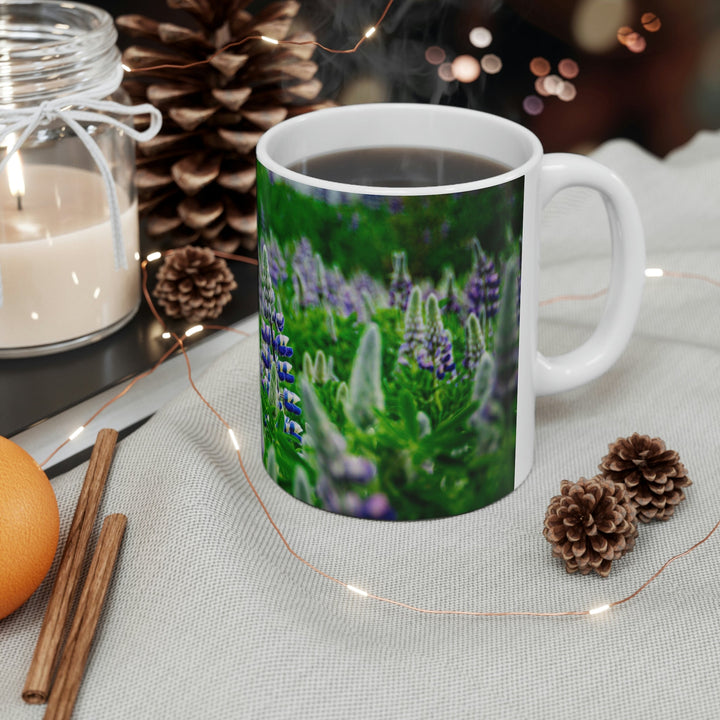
left=543, top=476, right=638, bottom=577
left=153, top=246, right=237, bottom=322
left=117, top=1, right=333, bottom=254
left=599, top=433, right=692, bottom=523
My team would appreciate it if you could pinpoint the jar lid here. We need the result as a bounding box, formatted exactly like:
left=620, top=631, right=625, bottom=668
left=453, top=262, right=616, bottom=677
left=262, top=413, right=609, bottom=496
left=0, top=1, right=121, bottom=106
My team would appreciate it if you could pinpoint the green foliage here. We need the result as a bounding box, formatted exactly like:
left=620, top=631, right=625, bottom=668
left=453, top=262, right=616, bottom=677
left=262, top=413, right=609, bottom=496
left=259, top=169, right=523, bottom=283
left=258, top=170, right=524, bottom=520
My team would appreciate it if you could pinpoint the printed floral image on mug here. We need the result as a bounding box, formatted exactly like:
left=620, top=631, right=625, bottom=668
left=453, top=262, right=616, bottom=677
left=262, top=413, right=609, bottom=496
left=256, top=104, right=645, bottom=522
left=258, top=163, right=524, bottom=521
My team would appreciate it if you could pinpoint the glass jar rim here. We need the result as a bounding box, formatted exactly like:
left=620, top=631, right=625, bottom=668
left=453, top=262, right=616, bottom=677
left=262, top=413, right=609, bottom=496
left=0, top=0, right=120, bottom=106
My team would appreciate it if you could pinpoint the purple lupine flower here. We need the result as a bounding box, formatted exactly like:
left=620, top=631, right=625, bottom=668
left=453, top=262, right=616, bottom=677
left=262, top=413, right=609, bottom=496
left=284, top=416, right=304, bottom=442
left=314, top=187, right=329, bottom=203
left=300, top=378, right=383, bottom=519
left=259, top=246, right=303, bottom=442
left=441, top=269, right=463, bottom=317
left=359, top=493, right=397, bottom=521
left=422, top=228, right=431, bottom=244
left=325, top=267, right=343, bottom=309
left=363, top=195, right=384, bottom=210
left=324, top=490, right=396, bottom=520
left=388, top=196, right=404, bottom=215
left=353, top=272, right=375, bottom=296
left=422, top=294, right=456, bottom=381
left=324, top=267, right=362, bottom=318
left=273, top=333, right=293, bottom=358
left=465, top=237, right=500, bottom=321
left=397, top=286, right=425, bottom=367
left=280, top=388, right=302, bottom=415
left=389, top=251, right=412, bottom=311
left=339, top=284, right=358, bottom=318
left=350, top=212, right=360, bottom=230
left=315, top=253, right=329, bottom=303
left=266, top=236, right=288, bottom=286
left=277, top=360, right=295, bottom=383
left=292, top=238, right=319, bottom=308
left=440, top=220, right=450, bottom=238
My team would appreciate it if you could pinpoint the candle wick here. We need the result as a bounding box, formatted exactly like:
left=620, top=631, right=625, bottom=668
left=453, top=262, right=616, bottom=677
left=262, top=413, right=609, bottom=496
left=16, top=194, right=22, bottom=211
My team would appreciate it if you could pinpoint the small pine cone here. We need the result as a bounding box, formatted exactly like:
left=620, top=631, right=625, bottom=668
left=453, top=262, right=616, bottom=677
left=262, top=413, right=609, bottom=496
left=543, top=476, right=638, bottom=577
left=599, top=433, right=692, bottom=523
left=153, top=246, right=237, bottom=323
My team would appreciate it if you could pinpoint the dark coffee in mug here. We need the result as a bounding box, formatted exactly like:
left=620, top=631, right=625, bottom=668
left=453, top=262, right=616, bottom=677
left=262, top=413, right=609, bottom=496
left=288, top=146, right=510, bottom=187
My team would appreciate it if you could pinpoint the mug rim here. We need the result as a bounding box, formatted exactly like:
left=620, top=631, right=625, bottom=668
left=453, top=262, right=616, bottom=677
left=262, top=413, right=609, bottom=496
left=256, top=102, right=544, bottom=196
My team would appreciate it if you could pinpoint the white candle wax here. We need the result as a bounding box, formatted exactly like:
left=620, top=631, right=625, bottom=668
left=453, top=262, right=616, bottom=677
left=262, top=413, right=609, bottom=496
left=0, top=164, right=140, bottom=351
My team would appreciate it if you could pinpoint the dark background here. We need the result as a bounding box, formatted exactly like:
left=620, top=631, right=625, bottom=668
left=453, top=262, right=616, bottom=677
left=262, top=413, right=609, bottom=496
left=102, top=0, right=720, bottom=157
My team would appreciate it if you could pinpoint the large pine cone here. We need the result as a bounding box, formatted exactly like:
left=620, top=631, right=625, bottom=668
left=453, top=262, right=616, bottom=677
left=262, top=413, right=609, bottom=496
left=543, top=476, right=638, bottom=577
left=599, top=433, right=692, bottom=523
left=153, top=245, right=237, bottom=322
left=117, top=0, right=332, bottom=254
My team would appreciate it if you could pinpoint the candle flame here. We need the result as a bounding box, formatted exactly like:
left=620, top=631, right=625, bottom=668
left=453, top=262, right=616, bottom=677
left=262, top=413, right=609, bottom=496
left=3, top=133, right=25, bottom=204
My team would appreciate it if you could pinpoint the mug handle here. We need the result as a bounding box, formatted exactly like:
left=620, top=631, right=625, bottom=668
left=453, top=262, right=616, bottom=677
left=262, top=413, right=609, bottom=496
left=535, top=153, right=646, bottom=396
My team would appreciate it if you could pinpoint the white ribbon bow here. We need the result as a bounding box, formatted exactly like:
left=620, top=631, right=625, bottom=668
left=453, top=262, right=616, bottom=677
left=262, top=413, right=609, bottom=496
left=0, top=86, right=162, bottom=308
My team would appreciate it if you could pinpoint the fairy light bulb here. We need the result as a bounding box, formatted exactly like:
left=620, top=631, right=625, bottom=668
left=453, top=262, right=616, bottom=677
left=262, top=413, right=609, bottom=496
left=146, top=251, right=162, bottom=262
left=347, top=585, right=369, bottom=597
left=588, top=604, right=611, bottom=615
left=364, top=26, right=376, bottom=38
left=228, top=429, right=240, bottom=451
left=645, top=268, right=664, bottom=277
left=185, top=325, right=204, bottom=337
left=68, top=426, right=85, bottom=441
left=261, top=35, right=279, bottom=45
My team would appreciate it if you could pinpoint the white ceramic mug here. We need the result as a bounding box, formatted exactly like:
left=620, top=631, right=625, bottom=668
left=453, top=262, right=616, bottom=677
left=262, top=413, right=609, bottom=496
left=256, top=103, right=645, bottom=521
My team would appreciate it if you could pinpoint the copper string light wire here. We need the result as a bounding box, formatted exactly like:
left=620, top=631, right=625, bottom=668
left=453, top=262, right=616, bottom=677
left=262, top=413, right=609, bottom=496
left=122, top=0, right=397, bottom=74
left=37, top=250, right=258, bottom=468
left=540, top=288, right=608, bottom=307
left=38, top=339, right=182, bottom=468
left=539, top=268, right=720, bottom=308
left=40, top=252, right=720, bottom=619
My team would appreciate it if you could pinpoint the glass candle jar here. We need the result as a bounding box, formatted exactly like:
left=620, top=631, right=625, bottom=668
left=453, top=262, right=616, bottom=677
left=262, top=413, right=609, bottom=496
left=0, top=1, right=152, bottom=357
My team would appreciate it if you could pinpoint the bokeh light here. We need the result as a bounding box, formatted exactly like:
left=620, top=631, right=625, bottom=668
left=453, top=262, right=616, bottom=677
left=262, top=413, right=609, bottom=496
left=626, top=34, right=647, bottom=53
left=480, top=54, right=502, bottom=75
left=558, top=59, right=579, bottom=79
left=438, top=62, right=455, bottom=82
left=530, top=57, right=551, bottom=77
left=557, top=81, right=577, bottom=102
left=469, top=26, right=492, bottom=48
left=522, top=95, right=544, bottom=116
left=425, top=45, right=446, bottom=65
left=616, top=26, right=634, bottom=45
left=641, top=12, right=662, bottom=32
left=534, top=77, right=551, bottom=97
left=572, top=0, right=632, bottom=53
left=451, top=54, right=481, bottom=83
left=542, top=74, right=563, bottom=95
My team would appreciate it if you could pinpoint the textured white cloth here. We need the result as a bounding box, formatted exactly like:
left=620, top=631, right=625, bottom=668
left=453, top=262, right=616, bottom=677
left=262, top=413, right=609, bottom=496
left=2, top=132, right=720, bottom=719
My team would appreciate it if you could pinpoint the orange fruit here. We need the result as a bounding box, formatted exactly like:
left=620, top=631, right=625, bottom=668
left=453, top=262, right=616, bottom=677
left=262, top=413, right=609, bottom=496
left=0, top=436, right=59, bottom=620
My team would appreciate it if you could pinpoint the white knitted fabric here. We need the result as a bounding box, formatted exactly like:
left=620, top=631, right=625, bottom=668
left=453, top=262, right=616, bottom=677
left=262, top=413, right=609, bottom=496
left=1, top=132, right=719, bottom=719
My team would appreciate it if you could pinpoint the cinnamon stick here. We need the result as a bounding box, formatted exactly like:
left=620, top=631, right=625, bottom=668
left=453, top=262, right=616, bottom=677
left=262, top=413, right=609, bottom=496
left=23, top=428, right=119, bottom=704
left=44, top=514, right=127, bottom=720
